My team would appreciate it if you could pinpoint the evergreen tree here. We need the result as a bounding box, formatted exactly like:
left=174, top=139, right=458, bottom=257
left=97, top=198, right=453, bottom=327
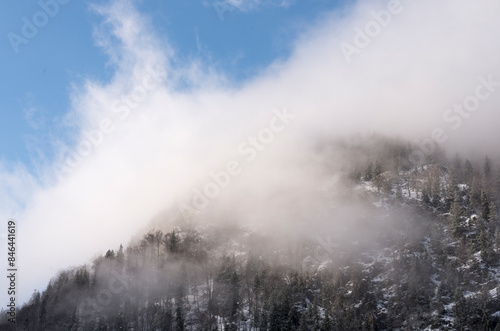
left=469, top=177, right=482, bottom=206
left=422, top=185, right=431, bottom=204
left=306, top=299, right=321, bottom=331
left=175, top=305, right=185, bottom=331
left=259, top=300, right=269, bottom=331
left=489, top=202, right=499, bottom=229
left=430, top=224, right=443, bottom=256
left=364, top=162, right=373, bottom=181
left=75, top=266, right=90, bottom=288
left=446, top=170, right=458, bottom=209
left=450, top=191, right=463, bottom=237
left=269, top=301, right=281, bottom=331
left=453, top=153, right=463, bottom=182
left=227, top=270, right=240, bottom=330
left=298, top=311, right=309, bottom=331
left=153, top=229, right=164, bottom=258
left=373, top=160, right=382, bottom=177
left=105, top=249, right=115, bottom=259
left=480, top=230, right=496, bottom=265
left=464, top=159, right=474, bottom=180
left=484, top=156, right=492, bottom=179
left=116, top=244, right=125, bottom=268
left=497, top=166, right=500, bottom=194
left=395, top=183, right=403, bottom=200
left=362, top=313, right=376, bottom=331
left=431, top=179, right=441, bottom=208
left=39, top=295, right=48, bottom=331
left=321, top=313, right=332, bottom=331
left=481, top=190, right=490, bottom=221
left=65, top=309, right=78, bottom=330
left=495, top=228, right=500, bottom=249
left=453, top=288, right=467, bottom=329
left=166, top=231, right=180, bottom=254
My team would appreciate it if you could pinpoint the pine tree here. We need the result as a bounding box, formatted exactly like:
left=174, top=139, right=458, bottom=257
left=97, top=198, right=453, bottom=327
left=430, top=224, right=444, bottom=257
left=373, top=160, right=382, bottom=177
left=395, top=183, right=403, bottom=200
left=450, top=191, right=463, bottom=237
left=363, top=313, right=376, bottom=331
left=175, top=305, right=185, bottom=331
left=481, top=190, right=490, bottom=221
left=39, top=295, right=48, bottom=330
left=464, top=159, right=474, bottom=180
left=252, top=275, right=261, bottom=329
left=431, top=179, right=441, bottom=208
left=269, top=300, right=281, bottom=331
left=167, top=231, right=180, bottom=254
left=307, top=299, right=321, bottom=331
left=259, top=301, right=269, bottom=331
left=116, top=244, right=125, bottom=268
left=453, top=153, right=463, bottom=182
left=469, top=177, right=482, bottom=206
left=434, top=284, right=446, bottom=315
left=495, top=228, right=500, bottom=249
left=453, top=288, right=467, bottom=329
left=75, top=266, right=90, bottom=288
left=484, top=156, right=492, bottom=179
left=489, top=202, right=499, bottom=230
left=111, top=312, right=127, bottom=331
left=480, top=230, right=496, bottom=265
left=105, top=249, right=115, bottom=259
left=321, top=312, right=332, bottom=331
left=65, top=309, right=78, bottom=330
left=228, top=270, right=240, bottom=329
left=298, top=311, right=308, bottom=331
left=446, top=171, right=458, bottom=209
left=364, top=162, right=373, bottom=181
left=422, top=185, right=431, bottom=204
left=497, top=166, right=500, bottom=193
left=153, top=229, right=164, bottom=258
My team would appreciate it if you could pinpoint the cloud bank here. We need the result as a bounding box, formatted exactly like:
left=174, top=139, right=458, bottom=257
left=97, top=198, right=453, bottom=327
left=2, top=0, right=500, bottom=304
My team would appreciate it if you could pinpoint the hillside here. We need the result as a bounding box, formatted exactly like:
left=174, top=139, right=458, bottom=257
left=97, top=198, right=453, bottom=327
left=3, top=137, right=500, bottom=331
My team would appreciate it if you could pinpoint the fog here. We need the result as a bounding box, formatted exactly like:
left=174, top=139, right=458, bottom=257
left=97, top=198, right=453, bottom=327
left=2, top=0, right=500, bottom=305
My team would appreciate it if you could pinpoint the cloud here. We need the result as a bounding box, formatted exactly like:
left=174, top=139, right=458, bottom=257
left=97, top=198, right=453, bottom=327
left=22, top=94, right=46, bottom=134
left=2, top=0, right=500, bottom=305
left=207, top=0, right=292, bottom=14
left=208, top=0, right=293, bottom=20
left=224, top=0, right=291, bottom=12
left=23, top=107, right=45, bottom=131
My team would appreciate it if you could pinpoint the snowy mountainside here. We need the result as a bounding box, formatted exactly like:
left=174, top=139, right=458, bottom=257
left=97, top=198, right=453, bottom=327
left=4, top=137, right=500, bottom=330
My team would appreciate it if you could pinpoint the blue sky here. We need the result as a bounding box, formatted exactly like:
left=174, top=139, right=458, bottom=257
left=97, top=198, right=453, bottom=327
left=0, top=0, right=343, bottom=175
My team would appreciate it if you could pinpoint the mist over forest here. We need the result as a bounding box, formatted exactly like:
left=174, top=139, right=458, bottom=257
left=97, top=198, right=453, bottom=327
left=5, top=135, right=500, bottom=330
left=2, top=0, right=500, bottom=330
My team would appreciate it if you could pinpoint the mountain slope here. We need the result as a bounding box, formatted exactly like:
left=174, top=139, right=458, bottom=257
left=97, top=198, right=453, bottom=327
left=3, top=137, right=500, bottom=331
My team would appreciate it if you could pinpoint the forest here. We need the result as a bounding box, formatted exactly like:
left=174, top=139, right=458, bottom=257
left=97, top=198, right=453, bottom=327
left=3, top=135, right=500, bottom=330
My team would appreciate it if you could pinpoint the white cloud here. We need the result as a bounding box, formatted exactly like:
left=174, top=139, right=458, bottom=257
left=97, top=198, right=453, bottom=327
left=2, top=0, right=500, bottom=305
left=23, top=107, right=43, bottom=130
left=22, top=94, right=46, bottom=130
left=208, top=0, right=292, bottom=16
left=225, top=0, right=288, bottom=12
